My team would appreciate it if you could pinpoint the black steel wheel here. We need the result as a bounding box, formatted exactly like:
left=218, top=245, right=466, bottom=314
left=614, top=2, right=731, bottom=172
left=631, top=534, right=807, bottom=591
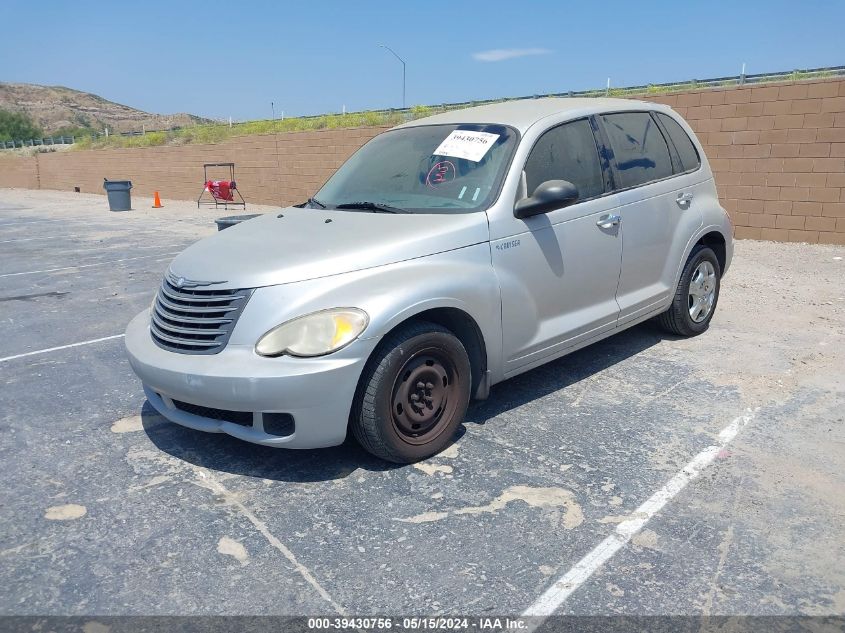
left=351, top=321, right=471, bottom=463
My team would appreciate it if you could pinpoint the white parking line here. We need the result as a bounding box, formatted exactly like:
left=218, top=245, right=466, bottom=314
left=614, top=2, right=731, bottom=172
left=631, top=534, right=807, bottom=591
left=522, top=408, right=758, bottom=621
left=0, top=236, right=66, bottom=244
left=196, top=468, right=348, bottom=616
left=28, top=243, right=187, bottom=257
left=0, top=252, right=179, bottom=278
left=0, top=334, right=125, bottom=363
left=0, top=219, right=64, bottom=226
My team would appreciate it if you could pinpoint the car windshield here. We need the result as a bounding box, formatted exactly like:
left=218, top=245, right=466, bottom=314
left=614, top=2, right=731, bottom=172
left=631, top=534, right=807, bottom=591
left=314, top=123, right=517, bottom=214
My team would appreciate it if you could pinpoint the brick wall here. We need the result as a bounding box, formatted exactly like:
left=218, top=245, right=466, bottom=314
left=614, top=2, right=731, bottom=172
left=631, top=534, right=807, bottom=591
left=1, top=78, right=844, bottom=243
left=647, top=78, right=845, bottom=245
left=0, top=155, right=39, bottom=189
left=30, top=126, right=390, bottom=208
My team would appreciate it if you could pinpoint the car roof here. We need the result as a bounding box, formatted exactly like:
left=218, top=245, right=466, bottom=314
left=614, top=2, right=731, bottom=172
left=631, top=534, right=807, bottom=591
left=394, top=97, right=673, bottom=134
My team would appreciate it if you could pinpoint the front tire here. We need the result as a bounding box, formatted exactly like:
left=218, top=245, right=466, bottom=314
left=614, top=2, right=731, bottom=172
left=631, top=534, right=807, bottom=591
left=351, top=321, right=471, bottom=463
left=658, top=244, right=721, bottom=337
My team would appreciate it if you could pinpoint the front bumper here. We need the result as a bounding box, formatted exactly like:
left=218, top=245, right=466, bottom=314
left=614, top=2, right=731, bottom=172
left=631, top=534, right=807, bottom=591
left=124, top=310, right=376, bottom=448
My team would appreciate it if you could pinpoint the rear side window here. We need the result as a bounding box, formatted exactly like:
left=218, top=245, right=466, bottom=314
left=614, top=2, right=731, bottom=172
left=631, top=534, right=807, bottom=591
left=524, top=118, right=604, bottom=201
left=600, top=112, right=672, bottom=189
left=656, top=112, right=701, bottom=173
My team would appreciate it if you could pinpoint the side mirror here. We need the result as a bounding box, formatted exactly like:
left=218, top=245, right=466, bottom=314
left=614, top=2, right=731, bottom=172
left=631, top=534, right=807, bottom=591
left=514, top=180, right=579, bottom=219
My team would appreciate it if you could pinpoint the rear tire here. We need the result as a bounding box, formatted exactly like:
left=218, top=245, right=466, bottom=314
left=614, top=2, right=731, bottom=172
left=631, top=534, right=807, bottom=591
left=658, top=244, right=721, bottom=337
left=351, top=321, right=471, bottom=463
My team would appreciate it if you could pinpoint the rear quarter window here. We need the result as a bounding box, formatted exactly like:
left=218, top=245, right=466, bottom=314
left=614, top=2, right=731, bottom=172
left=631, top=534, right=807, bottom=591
left=600, top=112, right=673, bottom=189
left=656, top=112, right=701, bottom=173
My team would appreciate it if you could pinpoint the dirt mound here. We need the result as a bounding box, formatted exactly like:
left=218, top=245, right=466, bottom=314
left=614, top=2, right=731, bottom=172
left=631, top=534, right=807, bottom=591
left=0, top=82, right=212, bottom=135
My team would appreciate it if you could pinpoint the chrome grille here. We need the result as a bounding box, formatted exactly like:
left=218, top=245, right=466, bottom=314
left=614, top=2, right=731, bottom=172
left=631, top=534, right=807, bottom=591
left=150, top=274, right=253, bottom=354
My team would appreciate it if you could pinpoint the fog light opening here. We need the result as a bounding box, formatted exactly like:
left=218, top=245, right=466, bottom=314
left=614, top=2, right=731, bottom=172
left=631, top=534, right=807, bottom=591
left=262, top=413, right=295, bottom=437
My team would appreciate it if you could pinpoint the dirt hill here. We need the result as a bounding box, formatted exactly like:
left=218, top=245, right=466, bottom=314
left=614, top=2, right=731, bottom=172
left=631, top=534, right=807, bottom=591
left=0, top=82, right=212, bottom=135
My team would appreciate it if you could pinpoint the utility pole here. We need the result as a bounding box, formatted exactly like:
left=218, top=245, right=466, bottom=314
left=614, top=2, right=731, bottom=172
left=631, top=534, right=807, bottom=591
left=379, top=44, right=406, bottom=109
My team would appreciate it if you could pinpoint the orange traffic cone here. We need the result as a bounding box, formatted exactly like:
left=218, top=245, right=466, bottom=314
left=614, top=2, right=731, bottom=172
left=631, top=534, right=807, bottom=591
left=152, top=191, right=163, bottom=208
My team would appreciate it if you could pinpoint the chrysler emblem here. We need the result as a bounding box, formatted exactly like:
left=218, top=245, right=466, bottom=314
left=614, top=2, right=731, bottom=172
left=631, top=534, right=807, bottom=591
left=166, top=270, right=227, bottom=289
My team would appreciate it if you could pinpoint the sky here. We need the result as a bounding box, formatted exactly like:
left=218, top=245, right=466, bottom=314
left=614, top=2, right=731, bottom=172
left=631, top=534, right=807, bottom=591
left=2, top=0, right=844, bottom=122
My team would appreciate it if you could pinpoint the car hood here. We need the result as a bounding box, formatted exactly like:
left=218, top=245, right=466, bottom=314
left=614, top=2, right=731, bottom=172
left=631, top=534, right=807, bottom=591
left=168, top=207, right=490, bottom=289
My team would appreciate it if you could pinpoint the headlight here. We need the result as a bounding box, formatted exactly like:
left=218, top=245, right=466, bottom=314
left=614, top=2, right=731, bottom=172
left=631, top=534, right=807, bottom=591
left=255, top=308, right=369, bottom=358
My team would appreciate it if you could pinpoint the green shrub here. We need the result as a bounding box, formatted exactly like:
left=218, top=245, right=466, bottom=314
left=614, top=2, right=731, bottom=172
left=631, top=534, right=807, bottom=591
left=0, top=108, right=42, bottom=142
left=363, top=111, right=386, bottom=126
left=51, top=125, right=97, bottom=138
left=410, top=105, right=434, bottom=119
left=71, top=136, right=93, bottom=150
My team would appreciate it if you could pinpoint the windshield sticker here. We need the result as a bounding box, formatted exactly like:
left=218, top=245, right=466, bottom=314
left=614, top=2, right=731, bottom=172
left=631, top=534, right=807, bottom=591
left=433, top=130, right=500, bottom=162
left=426, top=161, right=456, bottom=188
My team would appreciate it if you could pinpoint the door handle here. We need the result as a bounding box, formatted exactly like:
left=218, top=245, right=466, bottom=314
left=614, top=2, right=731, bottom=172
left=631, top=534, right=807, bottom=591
left=596, top=214, right=621, bottom=229
left=676, top=192, right=694, bottom=209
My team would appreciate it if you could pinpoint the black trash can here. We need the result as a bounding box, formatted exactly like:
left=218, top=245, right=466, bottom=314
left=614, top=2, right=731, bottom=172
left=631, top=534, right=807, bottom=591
left=103, top=179, right=132, bottom=211
left=215, top=214, right=261, bottom=231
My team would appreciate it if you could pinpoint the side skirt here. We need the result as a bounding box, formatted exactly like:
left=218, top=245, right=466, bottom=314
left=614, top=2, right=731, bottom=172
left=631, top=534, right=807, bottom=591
left=498, top=304, right=667, bottom=383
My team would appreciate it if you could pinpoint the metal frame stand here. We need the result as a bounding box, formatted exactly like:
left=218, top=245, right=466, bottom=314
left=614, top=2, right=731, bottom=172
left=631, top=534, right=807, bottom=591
left=197, top=163, right=247, bottom=210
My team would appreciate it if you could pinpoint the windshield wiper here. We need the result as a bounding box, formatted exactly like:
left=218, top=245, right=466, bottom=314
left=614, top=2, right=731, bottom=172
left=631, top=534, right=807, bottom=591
left=335, top=201, right=406, bottom=214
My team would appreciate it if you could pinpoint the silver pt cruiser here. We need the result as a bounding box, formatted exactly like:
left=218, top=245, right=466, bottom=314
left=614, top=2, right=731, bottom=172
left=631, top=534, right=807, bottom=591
left=125, top=98, right=732, bottom=463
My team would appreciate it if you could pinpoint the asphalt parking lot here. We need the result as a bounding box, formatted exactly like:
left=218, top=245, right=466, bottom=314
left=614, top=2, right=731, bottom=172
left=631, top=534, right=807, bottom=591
left=1, top=188, right=844, bottom=620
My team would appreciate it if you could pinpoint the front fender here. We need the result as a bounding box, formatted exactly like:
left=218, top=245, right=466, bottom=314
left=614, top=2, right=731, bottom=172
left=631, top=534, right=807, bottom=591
left=230, top=243, right=503, bottom=379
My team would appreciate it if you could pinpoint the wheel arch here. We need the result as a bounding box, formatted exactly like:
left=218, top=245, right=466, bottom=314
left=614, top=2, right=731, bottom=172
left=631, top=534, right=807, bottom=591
left=674, top=225, right=732, bottom=292
left=367, top=304, right=490, bottom=401
left=696, top=230, right=727, bottom=273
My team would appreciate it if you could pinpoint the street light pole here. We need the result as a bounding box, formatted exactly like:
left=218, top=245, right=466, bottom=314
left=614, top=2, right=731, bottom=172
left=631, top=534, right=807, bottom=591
left=379, top=44, right=406, bottom=109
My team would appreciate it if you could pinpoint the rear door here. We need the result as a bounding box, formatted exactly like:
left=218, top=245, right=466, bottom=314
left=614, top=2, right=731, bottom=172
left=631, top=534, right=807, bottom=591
left=596, top=111, right=704, bottom=325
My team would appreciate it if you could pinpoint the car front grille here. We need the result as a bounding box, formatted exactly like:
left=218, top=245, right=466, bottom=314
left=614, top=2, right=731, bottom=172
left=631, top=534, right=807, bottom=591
left=150, top=274, right=253, bottom=354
